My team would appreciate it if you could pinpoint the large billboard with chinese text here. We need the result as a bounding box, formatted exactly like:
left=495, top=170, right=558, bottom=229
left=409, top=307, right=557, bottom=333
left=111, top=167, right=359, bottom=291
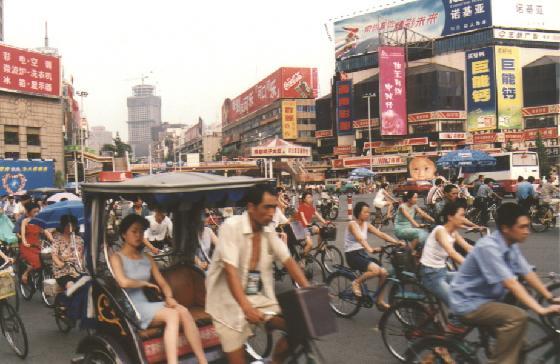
left=281, top=100, right=297, bottom=139
left=379, top=47, right=407, bottom=136
left=466, top=47, right=496, bottom=132
left=0, top=160, right=55, bottom=195
left=222, top=67, right=318, bottom=126
left=336, top=80, right=353, bottom=135
left=491, top=0, right=559, bottom=31
left=495, top=46, right=523, bottom=130
left=334, top=0, right=491, bottom=60
left=0, top=44, right=61, bottom=98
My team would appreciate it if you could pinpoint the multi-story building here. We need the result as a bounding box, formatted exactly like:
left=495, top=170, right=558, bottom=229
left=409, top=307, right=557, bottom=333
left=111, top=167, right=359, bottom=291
left=0, top=0, right=4, bottom=42
left=324, top=0, right=560, bottom=179
left=127, top=84, right=161, bottom=158
left=88, top=126, right=113, bottom=154
left=179, top=119, right=222, bottom=162
left=221, top=67, right=319, bottom=159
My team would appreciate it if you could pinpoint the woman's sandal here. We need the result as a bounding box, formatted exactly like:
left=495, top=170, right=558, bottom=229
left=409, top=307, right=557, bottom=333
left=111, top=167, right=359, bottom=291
left=351, top=281, right=362, bottom=297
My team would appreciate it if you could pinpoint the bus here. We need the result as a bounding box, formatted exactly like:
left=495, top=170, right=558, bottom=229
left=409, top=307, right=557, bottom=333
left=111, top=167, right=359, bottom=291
left=462, top=151, right=539, bottom=195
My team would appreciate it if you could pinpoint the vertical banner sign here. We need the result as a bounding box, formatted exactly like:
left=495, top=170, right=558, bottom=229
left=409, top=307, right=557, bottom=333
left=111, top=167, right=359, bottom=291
left=336, top=80, right=353, bottom=135
left=281, top=100, right=297, bottom=139
left=495, top=46, right=523, bottom=130
left=466, top=47, right=496, bottom=132
left=379, top=46, right=407, bottom=136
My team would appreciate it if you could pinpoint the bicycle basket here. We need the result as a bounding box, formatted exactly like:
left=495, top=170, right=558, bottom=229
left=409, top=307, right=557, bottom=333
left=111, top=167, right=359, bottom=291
left=0, top=269, right=15, bottom=300
left=40, top=246, right=53, bottom=265
left=390, top=247, right=416, bottom=275
left=319, top=225, right=337, bottom=241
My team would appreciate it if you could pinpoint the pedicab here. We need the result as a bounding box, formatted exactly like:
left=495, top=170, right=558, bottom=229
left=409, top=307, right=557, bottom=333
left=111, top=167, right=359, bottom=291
left=71, top=172, right=270, bottom=363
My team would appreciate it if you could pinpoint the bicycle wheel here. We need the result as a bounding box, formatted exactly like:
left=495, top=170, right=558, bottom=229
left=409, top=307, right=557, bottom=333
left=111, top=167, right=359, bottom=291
left=379, top=300, right=440, bottom=362
left=41, top=270, right=56, bottom=308
left=530, top=206, right=550, bottom=233
left=325, top=271, right=361, bottom=318
left=5, top=275, right=19, bottom=312
left=0, top=302, right=29, bottom=358
left=54, top=295, right=74, bottom=333
left=17, top=269, right=34, bottom=301
left=301, top=256, right=325, bottom=287
left=539, top=282, right=560, bottom=334
left=521, top=317, right=559, bottom=364
left=319, top=245, right=343, bottom=274
left=246, top=324, right=273, bottom=360
left=405, top=336, right=479, bottom=364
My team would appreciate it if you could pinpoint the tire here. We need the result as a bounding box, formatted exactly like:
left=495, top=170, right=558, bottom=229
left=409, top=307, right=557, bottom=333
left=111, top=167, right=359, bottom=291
left=54, top=295, right=75, bottom=334
left=82, top=337, right=132, bottom=364
left=301, top=255, right=325, bottom=286
left=530, top=206, right=551, bottom=233
left=6, top=275, right=19, bottom=312
left=246, top=324, right=273, bottom=360
left=17, top=266, right=34, bottom=301
left=405, top=336, right=479, bottom=364
left=520, top=317, right=558, bottom=364
left=0, top=302, right=29, bottom=358
left=538, top=282, right=560, bottom=334
left=319, top=245, right=343, bottom=274
left=325, top=271, right=361, bottom=318
left=379, top=300, right=439, bottom=362
left=328, top=208, right=339, bottom=220
left=41, top=270, right=56, bottom=308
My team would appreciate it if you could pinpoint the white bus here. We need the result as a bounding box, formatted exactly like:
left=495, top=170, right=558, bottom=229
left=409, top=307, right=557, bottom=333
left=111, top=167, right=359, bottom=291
left=462, top=151, right=540, bottom=195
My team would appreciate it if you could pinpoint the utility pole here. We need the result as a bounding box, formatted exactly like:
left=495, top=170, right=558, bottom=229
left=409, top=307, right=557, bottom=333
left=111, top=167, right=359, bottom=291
left=362, top=93, right=376, bottom=172
left=76, top=90, right=88, bottom=184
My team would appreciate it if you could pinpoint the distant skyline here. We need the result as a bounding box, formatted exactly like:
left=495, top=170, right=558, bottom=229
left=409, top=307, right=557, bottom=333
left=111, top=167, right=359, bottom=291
left=4, top=0, right=381, bottom=141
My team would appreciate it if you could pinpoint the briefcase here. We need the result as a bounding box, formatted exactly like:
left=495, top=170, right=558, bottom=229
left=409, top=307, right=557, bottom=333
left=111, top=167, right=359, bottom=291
left=277, top=286, right=337, bottom=342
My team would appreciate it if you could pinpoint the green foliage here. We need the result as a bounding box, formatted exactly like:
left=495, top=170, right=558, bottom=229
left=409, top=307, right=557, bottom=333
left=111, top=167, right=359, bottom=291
left=54, top=170, right=65, bottom=188
left=535, top=132, right=549, bottom=177
left=101, top=133, right=132, bottom=158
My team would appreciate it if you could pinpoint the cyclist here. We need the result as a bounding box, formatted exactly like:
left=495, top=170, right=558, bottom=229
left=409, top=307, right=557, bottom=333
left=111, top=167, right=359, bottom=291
left=426, top=178, right=444, bottom=208
left=144, top=207, right=173, bottom=254
left=541, top=174, right=560, bottom=215
left=296, top=191, right=328, bottom=258
left=434, top=184, right=480, bottom=229
left=373, top=183, right=398, bottom=221
left=516, top=175, right=537, bottom=213
left=394, top=191, right=435, bottom=251
left=345, top=202, right=404, bottom=310
left=206, top=184, right=309, bottom=364
left=475, top=178, right=502, bottom=225
left=448, top=203, right=560, bottom=364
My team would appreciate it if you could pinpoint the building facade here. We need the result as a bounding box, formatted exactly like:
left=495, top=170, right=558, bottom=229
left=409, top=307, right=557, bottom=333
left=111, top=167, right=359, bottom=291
left=0, top=0, right=4, bottom=42
left=88, top=125, right=113, bottom=154
left=127, top=84, right=161, bottom=158
left=179, top=119, right=222, bottom=162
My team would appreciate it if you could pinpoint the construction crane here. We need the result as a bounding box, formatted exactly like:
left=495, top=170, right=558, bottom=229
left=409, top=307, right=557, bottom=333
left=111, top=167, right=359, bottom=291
left=123, top=71, right=153, bottom=85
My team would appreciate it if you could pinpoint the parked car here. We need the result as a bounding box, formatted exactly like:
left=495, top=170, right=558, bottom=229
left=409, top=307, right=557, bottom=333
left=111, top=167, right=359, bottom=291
left=393, top=180, right=432, bottom=197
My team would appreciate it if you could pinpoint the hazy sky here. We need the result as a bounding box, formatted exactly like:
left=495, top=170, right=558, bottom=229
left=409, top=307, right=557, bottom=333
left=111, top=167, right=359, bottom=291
left=5, top=0, right=379, bottom=141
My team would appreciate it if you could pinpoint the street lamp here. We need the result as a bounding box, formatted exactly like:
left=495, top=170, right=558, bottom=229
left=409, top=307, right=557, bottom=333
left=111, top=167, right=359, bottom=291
left=362, top=92, right=376, bottom=172
left=75, top=90, right=88, bottom=189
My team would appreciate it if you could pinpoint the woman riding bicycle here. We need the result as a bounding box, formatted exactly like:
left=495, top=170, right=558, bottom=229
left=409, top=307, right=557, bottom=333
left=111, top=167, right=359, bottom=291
left=20, top=202, right=54, bottom=285
left=373, top=183, right=398, bottom=221
left=420, top=201, right=473, bottom=308
left=394, top=191, right=435, bottom=251
left=345, top=202, right=405, bottom=311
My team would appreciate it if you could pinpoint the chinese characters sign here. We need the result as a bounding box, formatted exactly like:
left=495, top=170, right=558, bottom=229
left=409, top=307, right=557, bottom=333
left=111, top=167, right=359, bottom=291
left=466, top=47, right=496, bottom=132
left=379, top=46, right=407, bottom=136
left=0, top=44, right=61, bottom=98
left=491, top=0, right=559, bottom=31
left=496, top=46, right=523, bottom=130
left=442, top=0, right=491, bottom=35
left=315, top=130, right=334, bottom=138
left=0, top=160, right=54, bottom=195
left=281, top=100, right=297, bottom=139
left=336, top=80, right=353, bottom=135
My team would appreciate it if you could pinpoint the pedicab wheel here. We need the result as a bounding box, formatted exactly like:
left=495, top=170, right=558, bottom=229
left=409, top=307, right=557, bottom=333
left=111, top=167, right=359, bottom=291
left=54, top=305, right=74, bottom=333
left=0, top=301, right=29, bottom=358
left=41, top=271, right=56, bottom=308
left=405, top=336, right=479, bottom=364
left=246, top=323, right=273, bottom=360
left=530, top=206, right=550, bottom=233
left=325, top=271, right=361, bottom=318
left=82, top=337, right=131, bottom=364
left=318, top=245, right=343, bottom=274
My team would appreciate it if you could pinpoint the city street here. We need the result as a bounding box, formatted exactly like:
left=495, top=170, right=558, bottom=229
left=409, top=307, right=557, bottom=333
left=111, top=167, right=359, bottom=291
left=2, top=194, right=558, bottom=363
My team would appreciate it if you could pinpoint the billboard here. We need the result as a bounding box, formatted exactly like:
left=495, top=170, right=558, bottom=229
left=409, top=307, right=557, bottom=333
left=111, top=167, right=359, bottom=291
left=222, top=67, right=318, bottom=126
left=0, top=160, right=55, bottom=195
left=379, top=46, right=407, bottom=136
left=281, top=100, right=297, bottom=139
left=495, top=46, right=523, bottom=130
left=336, top=80, right=353, bottom=135
left=0, top=44, right=61, bottom=98
left=491, top=0, right=559, bottom=31
left=334, top=0, right=491, bottom=60
left=466, top=47, right=496, bottom=132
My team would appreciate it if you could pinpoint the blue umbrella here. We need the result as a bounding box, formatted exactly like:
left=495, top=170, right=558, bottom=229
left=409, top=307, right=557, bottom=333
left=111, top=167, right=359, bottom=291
left=30, top=200, right=84, bottom=229
left=436, top=149, right=496, bottom=168
left=350, top=168, right=376, bottom=177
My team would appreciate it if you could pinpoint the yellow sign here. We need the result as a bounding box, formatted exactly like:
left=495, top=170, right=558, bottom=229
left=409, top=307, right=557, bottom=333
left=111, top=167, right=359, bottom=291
left=496, top=46, right=523, bottom=130
left=281, top=100, right=297, bottom=139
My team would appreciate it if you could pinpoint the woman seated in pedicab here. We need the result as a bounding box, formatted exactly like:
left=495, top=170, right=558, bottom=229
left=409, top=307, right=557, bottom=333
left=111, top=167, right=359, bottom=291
left=110, top=214, right=208, bottom=364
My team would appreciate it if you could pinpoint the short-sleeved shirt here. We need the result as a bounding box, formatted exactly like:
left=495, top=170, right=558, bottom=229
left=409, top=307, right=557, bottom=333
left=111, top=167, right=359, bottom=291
left=449, top=231, right=532, bottom=315
left=541, top=182, right=559, bottom=203
left=51, top=232, right=85, bottom=279
left=476, top=184, right=493, bottom=198
left=205, top=212, right=291, bottom=331
left=144, top=215, right=173, bottom=242
left=516, top=181, right=535, bottom=200
left=296, top=203, right=316, bottom=227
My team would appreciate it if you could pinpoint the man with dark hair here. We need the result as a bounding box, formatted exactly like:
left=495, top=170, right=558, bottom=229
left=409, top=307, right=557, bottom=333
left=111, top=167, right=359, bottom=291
left=472, top=174, right=485, bottom=196
left=516, top=175, right=536, bottom=213
left=14, top=194, right=31, bottom=220
left=449, top=203, right=560, bottom=364
left=426, top=178, right=444, bottom=207
left=296, top=191, right=328, bottom=257
left=206, top=184, right=309, bottom=364
left=475, top=178, right=502, bottom=225
left=434, top=184, right=479, bottom=228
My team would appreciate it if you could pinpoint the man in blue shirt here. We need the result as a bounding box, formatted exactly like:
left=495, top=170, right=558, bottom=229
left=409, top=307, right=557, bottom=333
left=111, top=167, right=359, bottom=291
left=516, top=175, right=536, bottom=213
left=449, top=202, right=560, bottom=364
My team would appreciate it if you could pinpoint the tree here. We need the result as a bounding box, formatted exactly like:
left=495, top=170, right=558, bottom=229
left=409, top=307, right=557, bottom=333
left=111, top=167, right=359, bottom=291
left=535, top=132, right=549, bottom=178
left=504, top=140, right=513, bottom=152
left=101, top=133, right=132, bottom=158
left=55, top=170, right=65, bottom=188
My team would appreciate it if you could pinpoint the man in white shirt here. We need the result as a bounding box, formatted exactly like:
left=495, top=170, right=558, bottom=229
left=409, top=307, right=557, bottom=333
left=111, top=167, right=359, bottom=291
left=426, top=178, right=444, bottom=206
left=14, top=194, right=31, bottom=220
left=144, top=208, right=173, bottom=252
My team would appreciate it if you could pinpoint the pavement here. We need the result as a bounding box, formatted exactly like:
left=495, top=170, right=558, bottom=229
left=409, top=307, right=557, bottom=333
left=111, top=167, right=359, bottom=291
left=1, top=193, right=558, bottom=363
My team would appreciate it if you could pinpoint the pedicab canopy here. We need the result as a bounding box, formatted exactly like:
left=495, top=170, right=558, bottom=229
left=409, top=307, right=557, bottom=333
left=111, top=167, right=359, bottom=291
left=250, top=138, right=311, bottom=158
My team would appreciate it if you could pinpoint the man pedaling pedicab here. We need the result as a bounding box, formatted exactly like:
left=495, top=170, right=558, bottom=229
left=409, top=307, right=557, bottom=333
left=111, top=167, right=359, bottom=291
left=206, top=184, right=309, bottom=364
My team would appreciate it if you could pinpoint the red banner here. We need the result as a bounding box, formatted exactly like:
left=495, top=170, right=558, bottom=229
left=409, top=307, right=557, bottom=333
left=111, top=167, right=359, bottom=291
left=333, top=145, right=355, bottom=155
left=315, top=130, right=333, bottom=138
left=379, top=47, right=407, bottom=136
left=504, top=131, right=525, bottom=143
left=343, top=155, right=405, bottom=168
left=524, top=127, right=558, bottom=140
left=408, top=112, right=432, bottom=123
left=331, top=159, right=344, bottom=169
left=353, top=118, right=380, bottom=129
left=0, top=44, right=61, bottom=97
left=439, top=132, right=466, bottom=140
left=364, top=137, right=428, bottom=150
left=522, top=104, right=560, bottom=117
left=222, top=67, right=318, bottom=126
left=473, top=133, right=498, bottom=144
left=408, top=110, right=466, bottom=123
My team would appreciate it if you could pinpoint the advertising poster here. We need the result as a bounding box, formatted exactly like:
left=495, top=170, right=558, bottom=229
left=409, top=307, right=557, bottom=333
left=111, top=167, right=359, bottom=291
left=491, top=0, right=559, bottom=31
left=281, top=100, right=297, bottom=139
left=0, top=160, right=55, bottom=195
left=495, top=46, right=523, bottom=130
left=334, top=0, right=491, bottom=60
left=379, top=46, right=407, bottom=136
left=466, top=47, right=496, bottom=132
left=408, top=156, right=437, bottom=181
left=336, top=80, right=353, bottom=135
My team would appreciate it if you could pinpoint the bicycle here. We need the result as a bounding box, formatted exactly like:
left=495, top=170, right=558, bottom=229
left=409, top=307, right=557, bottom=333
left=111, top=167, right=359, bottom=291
left=0, top=261, right=29, bottom=359
left=17, top=239, right=56, bottom=307
left=371, top=202, right=399, bottom=230
left=283, top=223, right=328, bottom=286
left=529, top=201, right=557, bottom=233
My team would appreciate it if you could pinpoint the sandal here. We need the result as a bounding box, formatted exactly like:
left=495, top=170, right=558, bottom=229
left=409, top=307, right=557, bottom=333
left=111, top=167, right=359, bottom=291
left=351, top=281, right=362, bottom=297
left=376, top=302, right=390, bottom=312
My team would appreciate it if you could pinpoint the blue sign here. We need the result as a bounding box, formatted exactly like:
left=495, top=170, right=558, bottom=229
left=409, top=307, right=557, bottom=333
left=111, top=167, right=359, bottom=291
left=336, top=80, right=354, bottom=136
left=465, top=47, right=497, bottom=132
left=0, top=160, right=55, bottom=195
left=442, top=0, right=492, bottom=36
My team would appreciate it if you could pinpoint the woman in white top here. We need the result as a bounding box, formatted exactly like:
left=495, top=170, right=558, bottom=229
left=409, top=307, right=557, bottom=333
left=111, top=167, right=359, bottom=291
left=419, top=201, right=473, bottom=307
left=373, top=183, right=398, bottom=220
left=345, top=202, right=404, bottom=311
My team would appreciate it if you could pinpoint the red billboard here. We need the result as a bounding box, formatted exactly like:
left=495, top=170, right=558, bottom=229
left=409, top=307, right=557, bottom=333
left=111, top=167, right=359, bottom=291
left=379, top=46, right=407, bottom=136
left=222, top=67, right=318, bottom=126
left=0, top=44, right=61, bottom=98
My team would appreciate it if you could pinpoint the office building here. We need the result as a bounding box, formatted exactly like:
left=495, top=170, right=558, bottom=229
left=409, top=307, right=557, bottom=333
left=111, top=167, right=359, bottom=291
left=127, top=84, right=161, bottom=157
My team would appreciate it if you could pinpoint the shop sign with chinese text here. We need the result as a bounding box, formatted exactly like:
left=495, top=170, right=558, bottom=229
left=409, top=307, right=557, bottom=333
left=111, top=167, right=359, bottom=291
left=379, top=46, right=407, bottom=136
left=491, top=0, right=559, bottom=31
left=493, top=29, right=560, bottom=43
left=496, top=46, right=523, bottom=130
left=342, top=155, right=405, bottom=168
left=353, top=118, right=380, bottom=129
left=439, top=132, right=466, bottom=140
left=333, top=145, right=355, bottom=155
left=522, top=104, right=560, bottom=116
left=281, top=100, right=297, bottom=139
left=466, top=47, right=496, bottom=131
left=336, top=80, right=353, bottom=135
left=315, top=130, right=334, bottom=138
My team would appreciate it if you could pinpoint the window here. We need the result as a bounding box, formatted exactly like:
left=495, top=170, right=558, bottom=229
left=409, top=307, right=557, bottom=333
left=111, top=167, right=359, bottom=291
left=4, top=125, right=19, bottom=145
left=524, top=116, right=556, bottom=129
left=27, top=153, right=41, bottom=159
left=298, top=131, right=314, bottom=138
left=27, top=127, right=41, bottom=146
left=512, top=153, right=538, bottom=166
left=440, top=121, right=464, bottom=132
left=4, top=152, right=20, bottom=159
